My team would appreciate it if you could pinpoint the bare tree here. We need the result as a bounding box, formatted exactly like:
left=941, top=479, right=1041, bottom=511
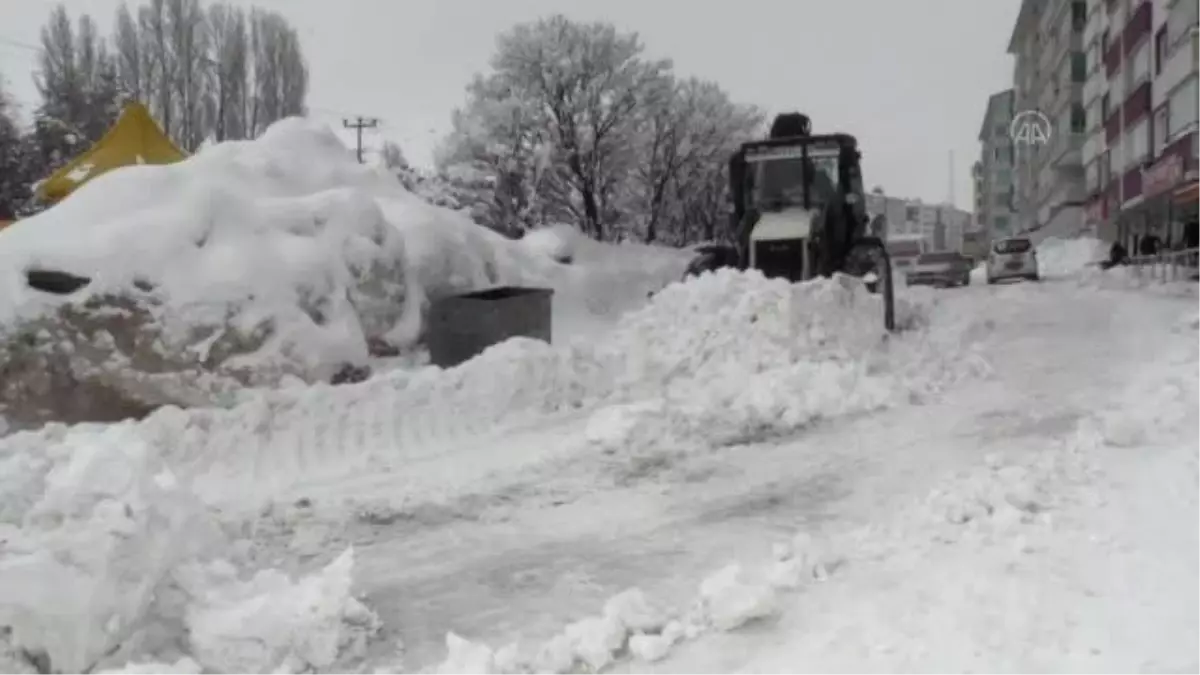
left=113, top=3, right=143, bottom=100
left=205, top=2, right=249, bottom=141
left=246, top=8, right=308, bottom=136
left=164, top=0, right=209, bottom=150
left=106, top=0, right=308, bottom=147
left=137, top=0, right=173, bottom=136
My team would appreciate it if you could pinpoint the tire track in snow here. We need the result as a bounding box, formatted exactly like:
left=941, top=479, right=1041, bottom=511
left=172, top=364, right=591, bottom=511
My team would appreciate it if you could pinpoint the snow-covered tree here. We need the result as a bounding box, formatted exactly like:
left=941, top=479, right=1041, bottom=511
left=624, top=77, right=762, bottom=244
left=0, top=79, right=31, bottom=219
left=35, top=6, right=122, bottom=145
left=438, top=14, right=761, bottom=246
left=379, top=141, right=408, bottom=170
left=441, top=15, right=671, bottom=241
left=437, top=79, right=560, bottom=236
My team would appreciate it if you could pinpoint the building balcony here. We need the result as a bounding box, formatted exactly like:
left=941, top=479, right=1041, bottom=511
left=1123, top=0, right=1152, bottom=57
left=1051, top=132, right=1087, bottom=167
left=1156, top=27, right=1200, bottom=102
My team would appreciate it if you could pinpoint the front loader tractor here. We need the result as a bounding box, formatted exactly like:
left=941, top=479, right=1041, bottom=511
left=684, top=112, right=896, bottom=331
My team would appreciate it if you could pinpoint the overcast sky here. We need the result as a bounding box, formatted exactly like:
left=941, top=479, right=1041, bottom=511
left=0, top=0, right=1020, bottom=210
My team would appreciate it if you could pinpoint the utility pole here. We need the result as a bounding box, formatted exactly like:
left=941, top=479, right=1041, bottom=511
left=342, top=116, right=379, bottom=164
left=948, top=149, right=956, bottom=208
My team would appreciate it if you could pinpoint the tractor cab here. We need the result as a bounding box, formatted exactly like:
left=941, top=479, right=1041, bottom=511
left=730, top=133, right=867, bottom=282
left=682, top=112, right=895, bottom=331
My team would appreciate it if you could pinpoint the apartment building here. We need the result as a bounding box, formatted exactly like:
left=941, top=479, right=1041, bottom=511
left=974, top=89, right=1018, bottom=240
left=1083, top=0, right=1198, bottom=249
left=1007, top=0, right=1090, bottom=239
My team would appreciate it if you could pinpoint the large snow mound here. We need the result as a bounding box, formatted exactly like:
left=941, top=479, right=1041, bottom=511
left=0, top=118, right=690, bottom=432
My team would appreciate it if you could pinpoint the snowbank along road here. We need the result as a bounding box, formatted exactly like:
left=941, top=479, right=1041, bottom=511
left=1, top=238, right=1197, bottom=674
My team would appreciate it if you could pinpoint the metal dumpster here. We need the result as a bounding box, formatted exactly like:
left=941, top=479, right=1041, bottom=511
left=426, top=286, right=553, bottom=368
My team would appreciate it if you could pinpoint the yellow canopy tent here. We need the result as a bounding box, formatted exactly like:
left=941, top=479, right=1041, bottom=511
left=35, top=101, right=187, bottom=204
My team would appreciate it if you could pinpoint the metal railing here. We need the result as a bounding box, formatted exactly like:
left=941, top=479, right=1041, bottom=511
left=1128, top=247, right=1200, bottom=282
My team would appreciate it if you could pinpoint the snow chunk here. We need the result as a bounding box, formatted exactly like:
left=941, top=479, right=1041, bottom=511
left=1036, top=236, right=1108, bottom=277
left=698, top=564, right=779, bottom=632
left=437, top=633, right=495, bottom=674
left=184, top=548, right=380, bottom=674
left=520, top=224, right=578, bottom=264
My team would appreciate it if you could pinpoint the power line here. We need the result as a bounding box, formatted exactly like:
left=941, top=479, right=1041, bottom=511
left=0, top=35, right=39, bottom=52
left=342, top=116, right=378, bottom=164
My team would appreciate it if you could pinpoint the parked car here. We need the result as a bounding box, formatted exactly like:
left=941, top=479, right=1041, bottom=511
left=986, top=237, right=1040, bottom=284
left=905, top=251, right=973, bottom=287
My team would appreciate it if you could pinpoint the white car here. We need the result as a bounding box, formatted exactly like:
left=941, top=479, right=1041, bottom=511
left=987, top=237, right=1040, bottom=284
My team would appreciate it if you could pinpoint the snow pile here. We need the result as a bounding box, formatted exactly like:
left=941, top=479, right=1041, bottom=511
left=0, top=116, right=690, bottom=432
left=520, top=224, right=578, bottom=264
left=0, top=417, right=380, bottom=673
left=128, top=269, right=981, bottom=506
left=1087, top=335, right=1197, bottom=450
left=1035, top=236, right=1107, bottom=277
left=582, top=273, right=987, bottom=459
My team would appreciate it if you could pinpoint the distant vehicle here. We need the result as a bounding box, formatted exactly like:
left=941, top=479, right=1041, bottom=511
left=906, top=250, right=972, bottom=288
left=986, top=237, right=1040, bottom=284
left=886, top=237, right=924, bottom=273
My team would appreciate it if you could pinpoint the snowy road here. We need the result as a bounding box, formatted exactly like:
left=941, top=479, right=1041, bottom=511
left=226, top=277, right=1197, bottom=671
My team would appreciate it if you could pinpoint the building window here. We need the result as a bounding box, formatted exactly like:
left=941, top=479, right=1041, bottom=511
left=1130, top=38, right=1151, bottom=87
left=1101, top=29, right=1109, bottom=54
left=1155, top=25, right=1168, bottom=75
left=1099, top=148, right=1110, bottom=186
left=993, top=215, right=1010, bottom=232
left=1071, top=51, right=1087, bottom=82
left=1071, top=103, right=1087, bottom=133
left=1127, top=117, right=1149, bottom=168
left=993, top=193, right=1009, bottom=208
left=1166, top=77, right=1195, bottom=136
left=1072, top=0, right=1087, bottom=31
left=1153, top=105, right=1168, bottom=155
left=1110, top=64, right=1124, bottom=102
left=1101, top=93, right=1110, bottom=122
left=905, top=205, right=919, bottom=222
